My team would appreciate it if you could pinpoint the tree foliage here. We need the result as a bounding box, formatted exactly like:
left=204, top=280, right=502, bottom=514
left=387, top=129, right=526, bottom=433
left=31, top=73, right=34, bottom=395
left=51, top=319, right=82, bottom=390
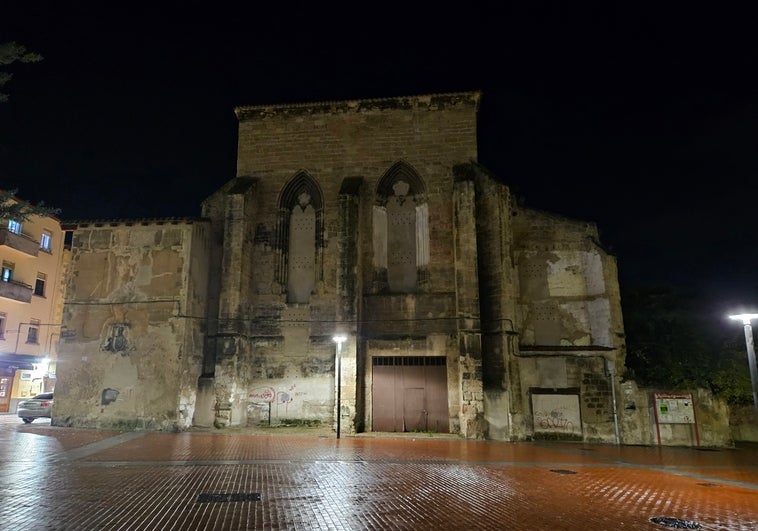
left=709, top=338, right=755, bottom=405
left=622, top=285, right=754, bottom=405
left=0, top=189, right=61, bottom=222
left=0, top=41, right=43, bottom=103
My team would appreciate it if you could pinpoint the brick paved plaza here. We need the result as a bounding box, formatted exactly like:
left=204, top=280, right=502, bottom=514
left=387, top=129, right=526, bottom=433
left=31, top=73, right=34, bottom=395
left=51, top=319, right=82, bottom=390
left=0, top=415, right=756, bottom=530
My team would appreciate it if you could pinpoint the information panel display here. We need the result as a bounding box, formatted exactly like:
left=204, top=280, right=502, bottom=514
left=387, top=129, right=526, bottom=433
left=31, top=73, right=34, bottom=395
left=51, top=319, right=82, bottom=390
left=654, top=392, right=695, bottom=424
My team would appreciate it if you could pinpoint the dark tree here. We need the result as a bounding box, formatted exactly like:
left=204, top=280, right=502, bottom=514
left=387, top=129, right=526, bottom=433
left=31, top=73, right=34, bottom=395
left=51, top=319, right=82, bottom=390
left=0, top=188, right=61, bottom=221
left=0, top=41, right=43, bottom=102
left=622, top=285, right=753, bottom=404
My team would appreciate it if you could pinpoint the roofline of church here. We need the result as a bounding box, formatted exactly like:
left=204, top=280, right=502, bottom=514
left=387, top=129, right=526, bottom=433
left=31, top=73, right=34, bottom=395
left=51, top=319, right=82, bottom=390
left=234, top=91, right=482, bottom=121
left=60, top=217, right=207, bottom=230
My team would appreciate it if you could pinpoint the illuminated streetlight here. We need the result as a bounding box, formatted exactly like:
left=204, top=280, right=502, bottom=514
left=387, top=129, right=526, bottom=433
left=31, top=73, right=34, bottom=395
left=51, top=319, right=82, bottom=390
left=728, top=313, right=758, bottom=413
left=332, top=335, right=347, bottom=438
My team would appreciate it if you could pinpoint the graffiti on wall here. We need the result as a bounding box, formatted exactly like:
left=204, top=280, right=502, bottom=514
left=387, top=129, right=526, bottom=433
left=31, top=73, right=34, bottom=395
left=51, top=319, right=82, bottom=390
left=248, top=383, right=308, bottom=416
left=531, top=393, right=582, bottom=436
left=535, top=408, right=574, bottom=431
left=248, top=387, right=276, bottom=403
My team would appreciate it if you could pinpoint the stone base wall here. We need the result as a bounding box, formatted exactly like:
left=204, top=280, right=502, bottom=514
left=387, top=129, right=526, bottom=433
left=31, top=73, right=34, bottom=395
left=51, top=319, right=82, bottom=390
left=619, top=381, right=744, bottom=448
left=729, top=404, right=758, bottom=442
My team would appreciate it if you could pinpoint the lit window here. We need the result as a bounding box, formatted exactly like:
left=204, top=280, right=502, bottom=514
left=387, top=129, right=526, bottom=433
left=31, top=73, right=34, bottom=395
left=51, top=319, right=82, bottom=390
left=40, top=231, right=52, bottom=251
left=1, top=261, right=13, bottom=282
left=34, top=273, right=46, bottom=297
left=26, top=319, right=40, bottom=344
left=0, top=313, right=6, bottom=340
left=8, top=220, right=21, bottom=234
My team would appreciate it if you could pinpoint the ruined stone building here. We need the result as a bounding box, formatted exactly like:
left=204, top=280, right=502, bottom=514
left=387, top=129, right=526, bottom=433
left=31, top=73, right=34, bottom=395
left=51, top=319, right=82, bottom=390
left=54, top=91, right=643, bottom=443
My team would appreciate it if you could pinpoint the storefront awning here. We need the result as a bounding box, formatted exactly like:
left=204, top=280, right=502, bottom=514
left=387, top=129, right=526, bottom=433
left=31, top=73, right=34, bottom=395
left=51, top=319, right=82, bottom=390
left=0, top=354, right=39, bottom=370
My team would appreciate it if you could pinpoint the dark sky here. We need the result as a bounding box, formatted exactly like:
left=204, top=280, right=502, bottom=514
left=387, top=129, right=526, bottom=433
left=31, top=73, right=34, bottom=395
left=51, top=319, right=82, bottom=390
left=2, top=3, right=757, bottom=313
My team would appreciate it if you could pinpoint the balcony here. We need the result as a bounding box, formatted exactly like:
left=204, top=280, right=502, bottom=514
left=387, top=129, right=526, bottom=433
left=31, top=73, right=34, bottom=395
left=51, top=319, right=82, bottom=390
left=0, top=279, right=33, bottom=303
left=0, top=228, right=39, bottom=257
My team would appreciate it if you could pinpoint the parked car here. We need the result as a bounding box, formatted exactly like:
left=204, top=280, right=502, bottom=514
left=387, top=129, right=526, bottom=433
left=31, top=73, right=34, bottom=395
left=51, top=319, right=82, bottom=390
left=17, top=392, right=53, bottom=423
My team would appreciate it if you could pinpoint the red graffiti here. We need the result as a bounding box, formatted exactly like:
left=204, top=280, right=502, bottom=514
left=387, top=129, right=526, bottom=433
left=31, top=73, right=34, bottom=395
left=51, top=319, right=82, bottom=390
left=248, top=387, right=276, bottom=403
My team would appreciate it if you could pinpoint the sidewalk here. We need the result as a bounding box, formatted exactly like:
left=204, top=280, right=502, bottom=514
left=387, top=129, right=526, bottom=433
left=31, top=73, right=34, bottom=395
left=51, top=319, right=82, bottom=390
left=1, top=419, right=757, bottom=530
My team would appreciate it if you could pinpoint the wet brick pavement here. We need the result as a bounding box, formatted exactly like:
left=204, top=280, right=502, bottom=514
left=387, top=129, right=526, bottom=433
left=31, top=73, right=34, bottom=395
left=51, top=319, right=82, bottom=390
left=0, top=414, right=757, bottom=530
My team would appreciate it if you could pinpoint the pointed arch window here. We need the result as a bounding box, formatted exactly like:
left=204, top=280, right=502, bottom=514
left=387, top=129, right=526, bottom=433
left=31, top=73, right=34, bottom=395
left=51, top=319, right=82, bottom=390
left=276, top=172, right=324, bottom=304
left=373, top=161, right=429, bottom=293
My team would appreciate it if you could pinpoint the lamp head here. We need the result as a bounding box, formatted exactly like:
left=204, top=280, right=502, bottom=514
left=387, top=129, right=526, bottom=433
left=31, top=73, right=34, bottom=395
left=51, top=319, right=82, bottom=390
left=332, top=335, right=347, bottom=344
left=729, top=313, right=758, bottom=325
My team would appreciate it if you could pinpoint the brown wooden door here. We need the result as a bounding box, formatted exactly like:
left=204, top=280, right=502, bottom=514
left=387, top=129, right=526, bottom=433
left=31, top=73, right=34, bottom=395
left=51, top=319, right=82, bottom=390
left=372, top=356, right=448, bottom=433
left=425, top=365, right=449, bottom=432
left=372, top=363, right=398, bottom=432
left=403, top=387, right=425, bottom=431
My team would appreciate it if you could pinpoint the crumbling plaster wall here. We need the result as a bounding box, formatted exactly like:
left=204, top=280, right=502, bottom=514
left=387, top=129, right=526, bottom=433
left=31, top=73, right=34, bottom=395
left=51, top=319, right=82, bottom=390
left=512, top=208, right=625, bottom=349
left=54, top=220, right=207, bottom=431
left=509, top=207, right=627, bottom=442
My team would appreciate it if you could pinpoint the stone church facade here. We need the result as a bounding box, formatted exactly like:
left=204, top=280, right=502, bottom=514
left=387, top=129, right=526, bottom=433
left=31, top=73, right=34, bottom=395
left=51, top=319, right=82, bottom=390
left=54, top=92, right=641, bottom=443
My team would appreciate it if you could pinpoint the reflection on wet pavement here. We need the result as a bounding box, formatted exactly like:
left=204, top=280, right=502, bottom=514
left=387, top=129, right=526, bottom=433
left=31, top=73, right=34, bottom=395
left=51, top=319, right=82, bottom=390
left=0, top=416, right=756, bottom=530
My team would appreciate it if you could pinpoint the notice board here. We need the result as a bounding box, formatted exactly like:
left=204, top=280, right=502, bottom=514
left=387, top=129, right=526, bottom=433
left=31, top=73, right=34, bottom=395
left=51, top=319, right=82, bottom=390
left=654, top=393, right=695, bottom=424
left=653, top=392, right=700, bottom=446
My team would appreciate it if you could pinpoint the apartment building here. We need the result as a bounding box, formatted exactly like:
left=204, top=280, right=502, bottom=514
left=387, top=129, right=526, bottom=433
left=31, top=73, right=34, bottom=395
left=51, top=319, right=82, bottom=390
left=0, top=196, right=66, bottom=413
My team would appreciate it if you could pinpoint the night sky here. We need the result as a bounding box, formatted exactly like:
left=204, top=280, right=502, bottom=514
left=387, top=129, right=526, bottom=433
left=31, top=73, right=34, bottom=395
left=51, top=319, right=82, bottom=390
left=2, top=3, right=757, bottom=315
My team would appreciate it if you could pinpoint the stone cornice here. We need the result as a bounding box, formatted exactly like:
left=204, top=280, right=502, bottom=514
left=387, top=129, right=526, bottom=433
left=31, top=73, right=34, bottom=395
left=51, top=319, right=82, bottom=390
left=234, top=91, right=482, bottom=122
left=60, top=217, right=208, bottom=230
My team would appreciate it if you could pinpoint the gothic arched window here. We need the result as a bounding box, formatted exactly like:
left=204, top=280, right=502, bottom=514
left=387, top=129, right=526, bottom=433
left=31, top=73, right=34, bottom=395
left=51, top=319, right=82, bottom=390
left=276, top=172, right=324, bottom=303
left=373, top=162, right=429, bottom=293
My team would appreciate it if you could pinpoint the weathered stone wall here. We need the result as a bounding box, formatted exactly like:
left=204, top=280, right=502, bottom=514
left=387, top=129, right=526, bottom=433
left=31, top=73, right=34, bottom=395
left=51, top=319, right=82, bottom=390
left=618, top=379, right=653, bottom=445
left=46, top=92, right=746, bottom=446
left=452, top=176, right=484, bottom=438
left=691, top=388, right=732, bottom=447
left=619, top=382, right=741, bottom=447
left=509, top=207, right=627, bottom=443
left=514, top=355, right=619, bottom=442
left=729, top=404, right=758, bottom=442
left=50, top=92, right=648, bottom=443
left=201, top=93, right=484, bottom=435
left=53, top=219, right=208, bottom=431
left=198, top=92, right=636, bottom=442
left=233, top=94, right=479, bottom=301
left=457, top=163, right=520, bottom=439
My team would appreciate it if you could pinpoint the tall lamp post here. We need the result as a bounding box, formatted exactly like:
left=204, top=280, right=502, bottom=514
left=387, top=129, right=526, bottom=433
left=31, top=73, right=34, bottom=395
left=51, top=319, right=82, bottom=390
left=728, top=313, right=758, bottom=413
left=332, top=335, right=347, bottom=438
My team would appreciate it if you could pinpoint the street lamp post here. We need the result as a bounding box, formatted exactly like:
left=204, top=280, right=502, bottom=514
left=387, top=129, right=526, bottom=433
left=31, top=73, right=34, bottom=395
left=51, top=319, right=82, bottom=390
left=728, top=313, right=758, bottom=413
left=332, top=335, right=347, bottom=438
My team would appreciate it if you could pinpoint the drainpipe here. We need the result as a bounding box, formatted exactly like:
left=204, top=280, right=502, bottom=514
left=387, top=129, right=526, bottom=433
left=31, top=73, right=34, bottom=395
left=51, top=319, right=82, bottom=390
left=606, top=358, right=621, bottom=445
left=14, top=322, right=23, bottom=354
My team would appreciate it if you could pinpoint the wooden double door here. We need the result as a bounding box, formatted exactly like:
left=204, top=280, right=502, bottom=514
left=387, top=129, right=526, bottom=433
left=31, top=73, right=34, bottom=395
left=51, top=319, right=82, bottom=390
left=371, top=356, right=449, bottom=433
